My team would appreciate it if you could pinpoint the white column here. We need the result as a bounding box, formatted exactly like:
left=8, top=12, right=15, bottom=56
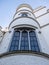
left=28, top=31, right=31, bottom=50
left=19, top=31, right=22, bottom=50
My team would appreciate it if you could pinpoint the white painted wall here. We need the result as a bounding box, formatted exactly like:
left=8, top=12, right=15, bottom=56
left=37, top=13, right=49, bottom=26
left=0, top=29, right=14, bottom=54
left=41, top=26, right=49, bottom=49
left=36, top=29, right=49, bottom=54
left=34, top=7, right=47, bottom=17
left=0, top=4, right=49, bottom=65
left=10, top=18, right=39, bottom=29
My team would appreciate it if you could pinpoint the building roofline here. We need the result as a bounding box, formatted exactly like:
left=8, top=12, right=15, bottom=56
left=36, top=12, right=48, bottom=19
left=16, top=3, right=33, bottom=12
left=33, top=6, right=46, bottom=13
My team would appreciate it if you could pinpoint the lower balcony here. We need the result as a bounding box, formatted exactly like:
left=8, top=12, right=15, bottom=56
left=0, top=51, right=49, bottom=65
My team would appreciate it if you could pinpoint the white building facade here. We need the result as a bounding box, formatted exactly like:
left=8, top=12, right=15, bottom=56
left=0, top=4, right=49, bottom=65
left=0, top=26, right=4, bottom=43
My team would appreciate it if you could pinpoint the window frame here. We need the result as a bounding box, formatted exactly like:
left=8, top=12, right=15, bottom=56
left=9, top=29, right=40, bottom=52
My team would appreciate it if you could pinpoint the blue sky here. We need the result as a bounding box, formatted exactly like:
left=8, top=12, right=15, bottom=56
left=0, top=0, right=49, bottom=28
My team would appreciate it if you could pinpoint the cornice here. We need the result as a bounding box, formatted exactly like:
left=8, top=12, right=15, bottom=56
left=33, top=6, right=46, bottom=13
left=36, top=12, right=49, bottom=19
left=40, top=23, right=49, bottom=29
left=0, top=51, right=49, bottom=59
left=12, top=24, right=38, bottom=29
left=9, top=17, right=40, bottom=28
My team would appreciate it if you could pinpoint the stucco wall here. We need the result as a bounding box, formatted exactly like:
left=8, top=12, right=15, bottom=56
left=34, top=7, right=47, bottom=17
left=37, top=13, right=49, bottom=26
left=41, top=25, right=49, bottom=49
left=9, top=18, right=39, bottom=29
left=0, top=54, right=49, bottom=65
left=36, top=29, right=49, bottom=54
left=0, top=29, right=14, bottom=54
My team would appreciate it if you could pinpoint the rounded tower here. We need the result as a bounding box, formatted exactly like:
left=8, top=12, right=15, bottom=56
left=0, top=4, right=49, bottom=65
left=9, top=4, right=40, bottom=29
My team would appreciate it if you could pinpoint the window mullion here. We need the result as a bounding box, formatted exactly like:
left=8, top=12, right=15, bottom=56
left=28, top=31, right=31, bottom=50
left=19, top=31, right=22, bottom=50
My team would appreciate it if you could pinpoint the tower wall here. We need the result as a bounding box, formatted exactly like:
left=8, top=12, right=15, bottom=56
left=0, top=4, right=49, bottom=65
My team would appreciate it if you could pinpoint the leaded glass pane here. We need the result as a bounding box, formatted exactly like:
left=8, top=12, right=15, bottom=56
left=31, top=47, right=36, bottom=51
left=29, top=31, right=35, bottom=36
left=20, top=31, right=29, bottom=50
left=29, top=31, right=40, bottom=52
left=9, top=31, right=20, bottom=51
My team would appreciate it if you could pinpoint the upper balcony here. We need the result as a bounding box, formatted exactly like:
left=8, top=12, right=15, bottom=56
left=13, top=4, right=35, bottom=20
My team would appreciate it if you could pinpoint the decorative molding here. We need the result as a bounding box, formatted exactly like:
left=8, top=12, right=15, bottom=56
left=0, top=51, right=49, bottom=59
left=9, top=17, right=40, bottom=28
left=36, top=12, right=49, bottom=19
left=33, top=6, right=46, bottom=13
left=13, top=9, right=34, bottom=19
left=40, top=23, right=49, bottom=28
left=16, top=4, right=33, bottom=12
left=12, top=24, right=38, bottom=29
left=38, top=31, right=41, bottom=34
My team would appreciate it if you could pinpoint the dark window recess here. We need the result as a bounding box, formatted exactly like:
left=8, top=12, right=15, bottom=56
left=9, top=31, right=20, bottom=51
left=21, top=13, right=28, bottom=17
left=29, top=31, right=40, bottom=52
left=9, top=30, right=40, bottom=52
left=20, top=31, right=29, bottom=50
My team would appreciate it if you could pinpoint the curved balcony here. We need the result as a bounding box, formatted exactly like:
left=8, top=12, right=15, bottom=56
left=0, top=51, right=49, bottom=65
left=9, top=17, right=40, bottom=29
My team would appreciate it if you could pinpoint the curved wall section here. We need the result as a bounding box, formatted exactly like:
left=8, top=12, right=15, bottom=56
left=0, top=53, right=49, bottom=65
left=13, top=10, right=35, bottom=19
left=16, top=4, right=33, bottom=12
left=9, top=17, right=40, bottom=29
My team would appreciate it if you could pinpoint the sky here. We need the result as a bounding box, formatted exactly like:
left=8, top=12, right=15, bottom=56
left=0, top=0, right=49, bottom=28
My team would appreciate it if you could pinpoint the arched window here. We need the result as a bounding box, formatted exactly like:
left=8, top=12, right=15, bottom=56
left=9, top=31, right=20, bottom=51
left=29, top=31, right=40, bottom=52
left=21, top=13, right=28, bottom=17
left=20, top=31, right=29, bottom=50
left=9, top=29, right=40, bottom=52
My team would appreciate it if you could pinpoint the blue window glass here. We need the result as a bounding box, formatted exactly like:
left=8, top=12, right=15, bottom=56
left=9, top=31, right=20, bottom=51
left=20, top=31, right=29, bottom=50
left=9, top=30, right=40, bottom=52
left=21, top=13, right=28, bottom=17
left=29, top=31, right=40, bottom=52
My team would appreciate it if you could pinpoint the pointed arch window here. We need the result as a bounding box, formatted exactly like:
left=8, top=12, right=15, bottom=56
left=9, top=31, right=20, bottom=51
left=20, top=31, right=29, bottom=50
left=29, top=31, right=40, bottom=52
left=9, top=29, right=40, bottom=52
left=21, top=13, right=28, bottom=17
